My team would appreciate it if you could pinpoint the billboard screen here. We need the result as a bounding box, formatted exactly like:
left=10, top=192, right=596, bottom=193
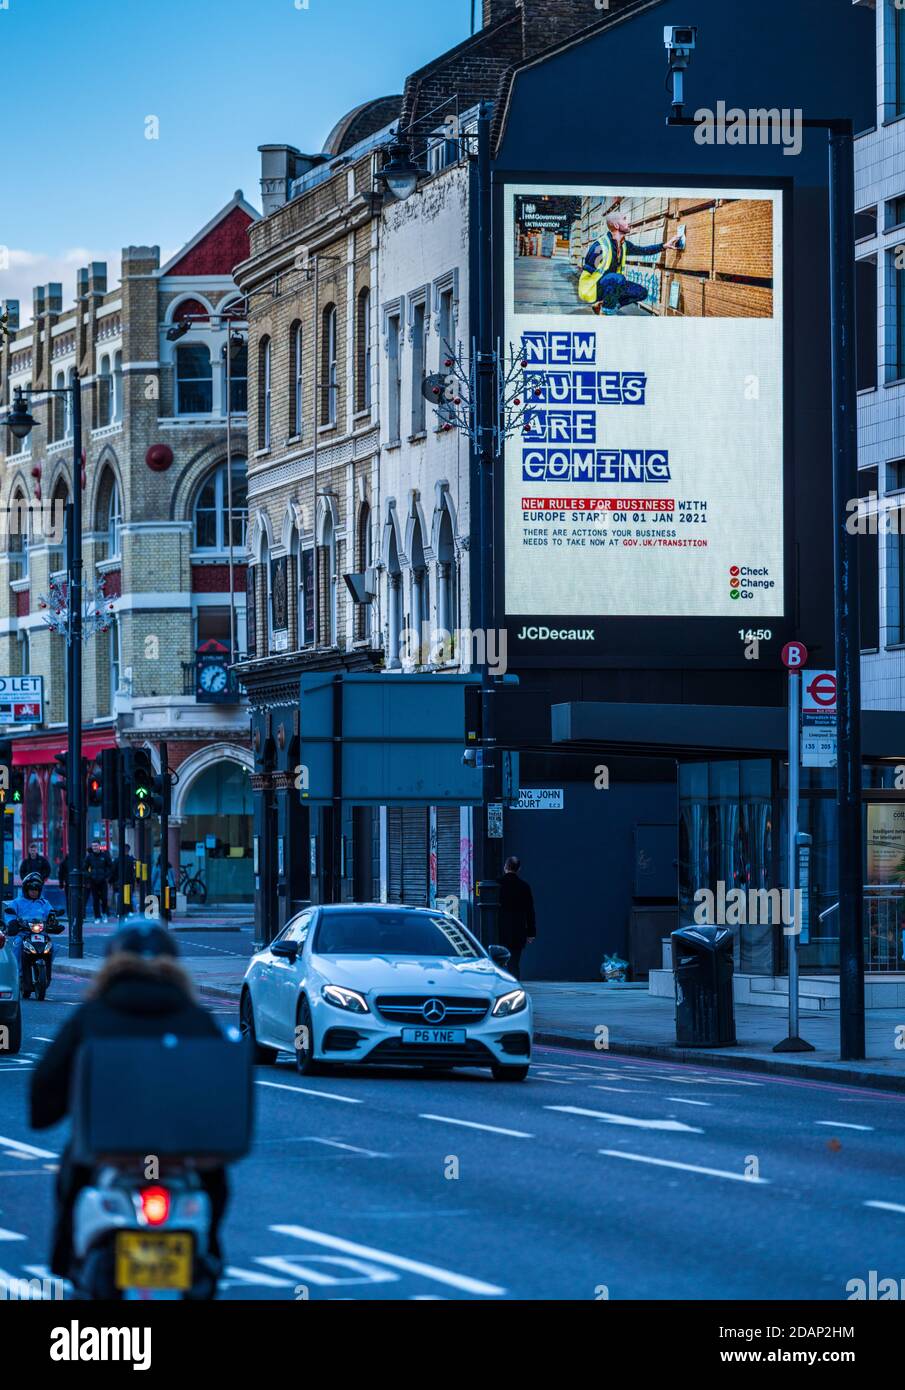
left=501, top=183, right=785, bottom=660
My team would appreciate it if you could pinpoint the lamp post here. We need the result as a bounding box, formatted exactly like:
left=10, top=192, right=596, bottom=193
left=7, top=380, right=86, bottom=957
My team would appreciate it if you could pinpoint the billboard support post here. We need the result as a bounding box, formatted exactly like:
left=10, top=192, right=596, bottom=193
left=775, top=656, right=813, bottom=1053
left=828, top=119, right=865, bottom=1062
left=474, top=100, right=502, bottom=944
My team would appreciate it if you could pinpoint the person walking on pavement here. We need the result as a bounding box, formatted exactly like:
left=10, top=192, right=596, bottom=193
left=83, top=840, right=113, bottom=924
left=20, top=840, right=52, bottom=883
left=498, top=855, right=536, bottom=980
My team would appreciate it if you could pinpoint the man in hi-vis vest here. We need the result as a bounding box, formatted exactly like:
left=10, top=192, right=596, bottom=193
left=578, top=209, right=683, bottom=316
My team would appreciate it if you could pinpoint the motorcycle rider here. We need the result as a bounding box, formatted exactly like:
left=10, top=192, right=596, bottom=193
left=30, top=923, right=229, bottom=1284
left=5, top=870, right=63, bottom=984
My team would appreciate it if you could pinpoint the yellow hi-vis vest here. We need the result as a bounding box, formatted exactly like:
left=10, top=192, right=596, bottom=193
left=577, top=234, right=627, bottom=304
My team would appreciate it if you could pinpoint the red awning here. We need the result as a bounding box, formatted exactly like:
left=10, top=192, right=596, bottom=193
left=11, top=729, right=119, bottom=766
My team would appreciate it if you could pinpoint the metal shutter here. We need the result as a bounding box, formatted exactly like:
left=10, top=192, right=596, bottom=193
left=401, top=808, right=429, bottom=906
left=436, top=808, right=460, bottom=900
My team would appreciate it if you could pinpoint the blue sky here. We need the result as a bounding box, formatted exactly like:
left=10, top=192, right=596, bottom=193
left=1, top=0, right=473, bottom=321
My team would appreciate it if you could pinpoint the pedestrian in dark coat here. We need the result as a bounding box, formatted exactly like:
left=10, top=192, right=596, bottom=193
left=83, top=840, right=113, bottom=922
left=19, top=841, right=52, bottom=882
left=30, top=931, right=228, bottom=1278
left=497, top=855, right=536, bottom=979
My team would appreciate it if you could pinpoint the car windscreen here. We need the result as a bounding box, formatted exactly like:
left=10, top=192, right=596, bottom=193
left=314, top=910, right=482, bottom=958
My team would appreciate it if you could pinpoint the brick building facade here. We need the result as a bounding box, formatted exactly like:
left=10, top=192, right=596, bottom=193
left=0, top=193, right=258, bottom=900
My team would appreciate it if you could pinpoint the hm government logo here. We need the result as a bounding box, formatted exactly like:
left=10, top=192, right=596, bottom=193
left=516, top=625, right=595, bottom=642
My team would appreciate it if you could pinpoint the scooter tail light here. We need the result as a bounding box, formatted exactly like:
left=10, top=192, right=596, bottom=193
left=139, top=1186, right=171, bottom=1226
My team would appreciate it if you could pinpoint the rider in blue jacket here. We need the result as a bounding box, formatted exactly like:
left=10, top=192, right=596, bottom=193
left=5, top=872, right=62, bottom=981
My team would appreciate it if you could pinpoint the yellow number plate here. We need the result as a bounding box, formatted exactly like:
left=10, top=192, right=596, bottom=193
left=115, top=1231, right=193, bottom=1291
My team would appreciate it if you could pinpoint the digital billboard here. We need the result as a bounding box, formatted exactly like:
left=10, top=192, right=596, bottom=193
left=501, top=183, right=785, bottom=661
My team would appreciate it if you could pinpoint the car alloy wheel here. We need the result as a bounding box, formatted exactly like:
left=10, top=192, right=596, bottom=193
left=240, top=991, right=278, bottom=1065
left=295, top=995, right=325, bottom=1075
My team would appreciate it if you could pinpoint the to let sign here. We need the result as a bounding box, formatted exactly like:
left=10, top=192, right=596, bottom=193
left=801, top=669, right=837, bottom=768
left=0, top=675, right=43, bottom=725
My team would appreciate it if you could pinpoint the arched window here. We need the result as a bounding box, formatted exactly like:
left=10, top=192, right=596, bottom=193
left=409, top=515, right=428, bottom=661
left=355, top=501, right=371, bottom=641
left=289, top=321, right=303, bottom=436
left=436, top=506, right=457, bottom=658
left=113, top=350, right=123, bottom=422
left=386, top=523, right=402, bottom=669
left=259, top=528, right=272, bottom=648
left=64, top=368, right=76, bottom=438
left=321, top=508, right=338, bottom=645
left=226, top=335, right=247, bottom=414
left=8, top=490, right=30, bottom=576
left=49, top=478, right=69, bottom=573
left=176, top=343, right=213, bottom=414
left=193, top=460, right=248, bottom=551
left=321, top=305, right=337, bottom=426
left=97, top=354, right=113, bottom=426
left=356, top=288, right=371, bottom=413
left=258, top=337, right=271, bottom=448
left=292, top=526, right=314, bottom=648
left=52, top=371, right=65, bottom=441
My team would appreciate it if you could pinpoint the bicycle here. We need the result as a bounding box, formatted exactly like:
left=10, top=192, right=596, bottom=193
left=178, top=863, right=208, bottom=904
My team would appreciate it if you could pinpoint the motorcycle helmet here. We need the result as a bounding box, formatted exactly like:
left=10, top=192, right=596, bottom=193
left=105, top=922, right=179, bottom=960
left=22, top=871, right=44, bottom=899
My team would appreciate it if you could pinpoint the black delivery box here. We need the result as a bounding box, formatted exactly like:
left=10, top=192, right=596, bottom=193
left=70, top=1034, right=254, bottom=1165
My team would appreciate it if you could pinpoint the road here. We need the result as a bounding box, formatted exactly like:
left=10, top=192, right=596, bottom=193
left=2, top=974, right=904, bottom=1301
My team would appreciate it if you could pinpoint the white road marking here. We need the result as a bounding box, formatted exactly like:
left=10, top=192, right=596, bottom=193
left=419, top=1114, right=533, bottom=1138
left=547, top=1105, right=703, bottom=1134
left=589, top=1085, right=635, bottom=1094
left=864, top=1200, right=905, bottom=1215
left=256, top=1080, right=362, bottom=1105
left=599, top=1149, right=769, bottom=1183
left=304, top=1138, right=389, bottom=1157
left=223, top=1265, right=296, bottom=1289
left=666, top=1097, right=712, bottom=1107
left=257, top=1254, right=398, bottom=1287
left=0, top=1135, right=58, bottom=1159
left=0, top=1228, right=25, bottom=1241
left=271, top=1224, right=506, bottom=1297
left=31, top=1036, right=53, bottom=1043
left=815, top=1121, right=873, bottom=1132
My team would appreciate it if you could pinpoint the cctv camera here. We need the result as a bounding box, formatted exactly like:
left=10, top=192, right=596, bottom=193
left=664, top=25, right=697, bottom=57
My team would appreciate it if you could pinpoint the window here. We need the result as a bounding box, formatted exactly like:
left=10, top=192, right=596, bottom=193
left=16, top=630, right=29, bottom=676
left=8, top=492, right=29, bottom=575
left=856, top=258, right=878, bottom=391
left=49, top=480, right=69, bottom=573
left=176, top=343, right=213, bottom=414
left=387, top=313, right=401, bottom=442
left=356, top=501, right=371, bottom=641
left=436, top=506, right=457, bottom=654
left=258, top=337, right=271, bottom=448
left=107, top=478, right=122, bottom=557
left=893, top=250, right=905, bottom=381
left=193, top=461, right=248, bottom=551
left=322, top=509, right=338, bottom=644
left=387, top=524, right=402, bottom=668
left=97, top=354, right=113, bottom=427
left=896, top=0, right=905, bottom=117
left=356, top=289, right=371, bottom=413
left=858, top=468, right=879, bottom=650
left=410, top=300, right=426, bottom=434
left=889, top=462, right=905, bottom=645
left=888, top=196, right=905, bottom=231
left=292, top=532, right=314, bottom=647
left=321, top=305, right=337, bottom=426
left=409, top=515, right=427, bottom=659
left=64, top=368, right=76, bottom=438
left=289, top=321, right=303, bottom=436
left=109, top=616, right=122, bottom=710
left=855, top=207, right=877, bottom=241
left=113, top=351, right=123, bottom=422
left=51, top=371, right=65, bottom=442
left=226, top=337, right=248, bottom=414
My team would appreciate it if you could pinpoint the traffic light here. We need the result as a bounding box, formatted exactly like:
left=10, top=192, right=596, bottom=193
left=87, top=760, right=103, bottom=807
left=0, top=739, right=23, bottom=810
left=131, top=749, right=156, bottom=821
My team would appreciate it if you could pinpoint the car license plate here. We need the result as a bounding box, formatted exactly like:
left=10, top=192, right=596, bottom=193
left=401, top=1027, right=466, bottom=1045
left=115, top=1231, right=193, bottom=1291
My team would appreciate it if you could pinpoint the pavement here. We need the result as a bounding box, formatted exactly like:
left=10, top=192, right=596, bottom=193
left=48, top=925, right=905, bottom=1093
left=4, top=970, right=905, bottom=1301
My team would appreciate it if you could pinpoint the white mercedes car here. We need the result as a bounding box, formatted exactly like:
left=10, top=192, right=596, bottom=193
left=0, top=918, right=22, bottom=1055
left=239, top=903, right=531, bottom=1080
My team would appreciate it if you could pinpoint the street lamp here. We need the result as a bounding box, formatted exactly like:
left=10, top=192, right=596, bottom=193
left=3, top=379, right=87, bottom=957
left=379, top=138, right=425, bottom=202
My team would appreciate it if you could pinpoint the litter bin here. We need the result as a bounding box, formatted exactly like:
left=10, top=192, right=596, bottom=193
left=671, top=926, right=736, bottom=1047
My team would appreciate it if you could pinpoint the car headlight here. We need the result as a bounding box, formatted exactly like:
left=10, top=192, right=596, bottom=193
left=322, top=984, right=369, bottom=1014
left=492, top=988, right=527, bottom=1017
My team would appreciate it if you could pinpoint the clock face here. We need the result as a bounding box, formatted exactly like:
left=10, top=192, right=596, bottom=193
left=200, top=661, right=228, bottom=693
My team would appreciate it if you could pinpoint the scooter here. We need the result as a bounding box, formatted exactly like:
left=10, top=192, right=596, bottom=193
left=12, top=913, right=63, bottom=1001
left=71, top=1162, right=220, bottom=1301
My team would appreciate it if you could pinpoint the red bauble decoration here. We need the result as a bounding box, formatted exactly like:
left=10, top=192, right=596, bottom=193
left=30, top=464, right=41, bottom=479
left=146, top=443, right=174, bottom=472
